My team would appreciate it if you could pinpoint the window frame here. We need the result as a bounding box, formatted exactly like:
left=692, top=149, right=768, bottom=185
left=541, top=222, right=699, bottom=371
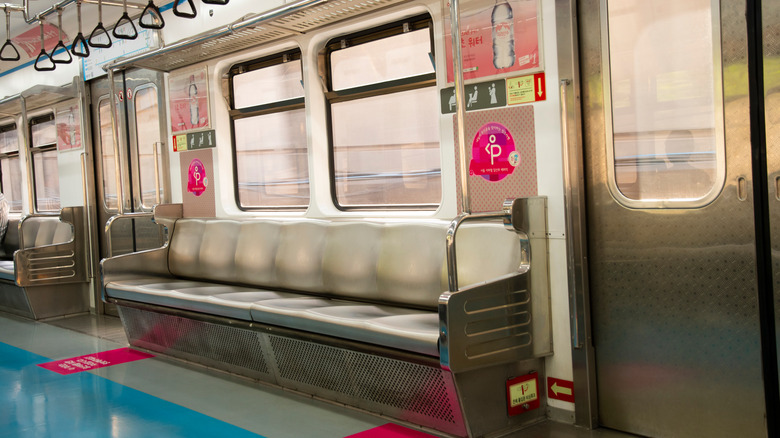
left=323, top=14, right=440, bottom=211
left=601, top=0, right=726, bottom=209
left=28, top=113, right=60, bottom=212
left=133, top=83, right=164, bottom=211
left=228, top=49, right=310, bottom=211
left=0, top=123, right=22, bottom=213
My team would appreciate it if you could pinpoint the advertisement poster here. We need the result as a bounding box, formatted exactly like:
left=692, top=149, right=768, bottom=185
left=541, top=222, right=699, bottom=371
left=55, top=106, right=82, bottom=151
left=169, top=67, right=210, bottom=134
left=445, top=0, right=541, bottom=82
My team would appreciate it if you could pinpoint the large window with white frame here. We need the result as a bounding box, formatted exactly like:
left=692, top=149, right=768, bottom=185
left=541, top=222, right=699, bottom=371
left=29, top=114, right=60, bottom=212
left=325, top=15, right=440, bottom=209
left=0, top=124, right=22, bottom=212
left=228, top=49, right=309, bottom=209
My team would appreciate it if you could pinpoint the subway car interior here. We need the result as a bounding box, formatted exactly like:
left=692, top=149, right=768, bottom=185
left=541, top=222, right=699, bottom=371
left=0, top=0, right=778, bottom=437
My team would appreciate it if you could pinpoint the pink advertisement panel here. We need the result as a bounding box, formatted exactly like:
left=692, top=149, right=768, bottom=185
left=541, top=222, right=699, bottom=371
left=445, top=0, right=541, bottom=82
left=454, top=106, right=537, bottom=213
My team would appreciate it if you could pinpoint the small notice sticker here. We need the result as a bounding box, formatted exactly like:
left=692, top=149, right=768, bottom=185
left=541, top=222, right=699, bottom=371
left=507, top=372, right=540, bottom=415
left=507, top=72, right=546, bottom=105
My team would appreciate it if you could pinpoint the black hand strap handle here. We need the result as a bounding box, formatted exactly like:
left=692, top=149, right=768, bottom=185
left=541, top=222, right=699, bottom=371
left=139, top=0, right=165, bottom=30
left=89, top=22, right=112, bottom=48
left=72, top=32, right=89, bottom=57
left=202, top=0, right=229, bottom=4
left=0, top=9, right=20, bottom=61
left=34, top=49, right=56, bottom=71
left=173, top=0, right=197, bottom=19
left=71, top=1, right=89, bottom=57
left=0, top=40, right=21, bottom=61
left=51, top=9, right=72, bottom=64
left=113, top=12, right=138, bottom=40
left=88, top=0, right=112, bottom=48
left=51, top=40, right=72, bottom=64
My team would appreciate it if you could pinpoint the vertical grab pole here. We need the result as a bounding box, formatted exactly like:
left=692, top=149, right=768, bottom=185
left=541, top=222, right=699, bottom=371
left=107, top=68, right=125, bottom=216
left=19, top=95, right=36, bottom=214
left=449, top=0, right=470, bottom=215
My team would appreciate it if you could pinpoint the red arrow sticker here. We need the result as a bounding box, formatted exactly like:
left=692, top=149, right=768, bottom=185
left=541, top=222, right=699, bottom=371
left=547, top=377, right=575, bottom=403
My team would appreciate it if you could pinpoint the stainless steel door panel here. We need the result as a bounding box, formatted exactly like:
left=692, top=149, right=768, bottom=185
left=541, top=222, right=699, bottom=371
left=765, top=0, right=780, bottom=400
left=580, top=1, right=767, bottom=436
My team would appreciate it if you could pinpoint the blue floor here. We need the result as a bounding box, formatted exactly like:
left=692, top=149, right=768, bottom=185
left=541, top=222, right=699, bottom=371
left=0, top=313, right=390, bottom=438
left=0, top=341, right=263, bottom=438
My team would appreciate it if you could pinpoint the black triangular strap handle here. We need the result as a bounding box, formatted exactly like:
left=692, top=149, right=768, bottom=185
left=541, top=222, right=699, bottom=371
left=173, top=0, right=197, bottom=19
left=50, top=40, right=73, bottom=64
left=34, top=49, right=56, bottom=72
left=0, top=39, right=20, bottom=61
left=113, top=12, right=138, bottom=40
left=139, top=1, right=165, bottom=29
left=71, top=32, right=90, bottom=58
left=202, top=0, right=229, bottom=4
left=89, top=22, right=112, bottom=48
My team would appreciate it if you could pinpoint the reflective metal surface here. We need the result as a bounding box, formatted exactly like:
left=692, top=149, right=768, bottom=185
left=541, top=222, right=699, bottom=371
left=580, top=0, right=767, bottom=436
left=765, top=0, right=780, bottom=407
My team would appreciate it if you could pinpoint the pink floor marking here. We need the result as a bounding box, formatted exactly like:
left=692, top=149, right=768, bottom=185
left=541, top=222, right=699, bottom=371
left=345, top=423, right=439, bottom=438
left=37, top=347, right=154, bottom=375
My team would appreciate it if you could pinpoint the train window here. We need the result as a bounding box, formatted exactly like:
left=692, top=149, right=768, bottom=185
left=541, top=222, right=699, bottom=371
left=229, top=50, right=309, bottom=209
left=98, top=99, right=118, bottom=211
left=134, top=85, right=163, bottom=209
left=29, top=114, right=60, bottom=212
left=604, top=0, right=725, bottom=207
left=0, top=124, right=22, bottom=212
left=325, top=16, right=441, bottom=209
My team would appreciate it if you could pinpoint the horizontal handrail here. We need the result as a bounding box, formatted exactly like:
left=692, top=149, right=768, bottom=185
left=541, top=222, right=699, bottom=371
left=446, top=198, right=528, bottom=292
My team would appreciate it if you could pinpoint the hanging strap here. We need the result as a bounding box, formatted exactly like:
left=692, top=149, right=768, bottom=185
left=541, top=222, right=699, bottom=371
left=0, top=9, right=20, bottom=61
left=173, top=0, right=197, bottom=19
left=34, top=20, right=55, bottom=72
left=202, top=0, right=230, bottom=4
left=88, top=0, right=112, bottom=48
left=51, top=8, right=72, bottom=64
left=139, top=0, right=165, bottom=30
left=113, top=0, right=138, bottom=40
left=71, top=1, right=89, bottom=57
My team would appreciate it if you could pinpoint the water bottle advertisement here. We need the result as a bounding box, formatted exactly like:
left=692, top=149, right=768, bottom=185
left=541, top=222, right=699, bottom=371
left=444, top=0, right=541, bottom=83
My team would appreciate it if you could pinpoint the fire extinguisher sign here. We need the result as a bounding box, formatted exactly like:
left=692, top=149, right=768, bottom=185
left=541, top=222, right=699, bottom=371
left=506, top=372, right=540, bottom=415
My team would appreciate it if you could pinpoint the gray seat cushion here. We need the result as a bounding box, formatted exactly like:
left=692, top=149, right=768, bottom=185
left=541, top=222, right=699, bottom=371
left=0, top=260, right=15, bottom=281
left=250, top=298, right=439, bottom=356
left=106, top=278, right=296, bottom=320
left=106, top=278, right=440, bottom=356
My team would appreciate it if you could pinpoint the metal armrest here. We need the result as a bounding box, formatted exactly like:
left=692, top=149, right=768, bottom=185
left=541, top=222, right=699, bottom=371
left=439, top=197, right=550, bottom=372
left=439, top=271, right=532, bottom=373
left=14, top=207, right=87, bottom=287
left=100, top=204, right=182, bottom=303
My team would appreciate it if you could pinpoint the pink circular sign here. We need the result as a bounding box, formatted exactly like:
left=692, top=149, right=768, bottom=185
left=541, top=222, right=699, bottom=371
left=469, top=122, right=520, bottom=182
left=187, top=159, right=208, bottom=197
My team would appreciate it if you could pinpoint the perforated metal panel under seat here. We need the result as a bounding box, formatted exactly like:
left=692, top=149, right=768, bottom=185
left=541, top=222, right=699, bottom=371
left=118, top=306, right=272, bottom=380
left=117, top=305, right=466, bottom=436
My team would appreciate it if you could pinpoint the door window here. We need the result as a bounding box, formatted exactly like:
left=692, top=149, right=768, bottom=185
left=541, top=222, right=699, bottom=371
left=604, top=0, right=725, bottom=207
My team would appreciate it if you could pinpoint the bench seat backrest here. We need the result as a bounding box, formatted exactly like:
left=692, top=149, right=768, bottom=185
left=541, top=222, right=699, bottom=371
left=168, top=219, right=523, bottom=310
